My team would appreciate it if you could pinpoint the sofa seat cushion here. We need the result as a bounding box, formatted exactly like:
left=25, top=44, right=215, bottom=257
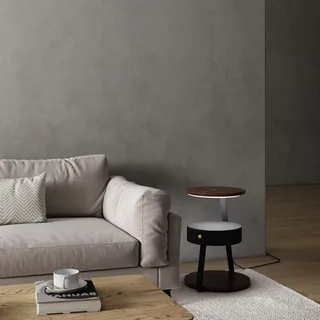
left=0, top=154, right=109, bottom=218
left=0, top=217, right=139, bottom=278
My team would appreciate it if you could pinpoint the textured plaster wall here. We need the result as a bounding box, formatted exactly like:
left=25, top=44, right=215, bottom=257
left=0, top=0, right=265, bottom=261
left=266, top=0, right=320, bottom=185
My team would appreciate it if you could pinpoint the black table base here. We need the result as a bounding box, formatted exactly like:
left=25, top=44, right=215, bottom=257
left=185, top=237, right=251, bottom=292
left=184, top=270, right=251, bottom=292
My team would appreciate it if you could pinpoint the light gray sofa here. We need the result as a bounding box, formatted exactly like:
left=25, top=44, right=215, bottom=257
left=0, top=155, right=181, bottom=290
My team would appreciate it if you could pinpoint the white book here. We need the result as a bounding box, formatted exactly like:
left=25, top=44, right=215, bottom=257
left=35, top=279, right=101, bottom=315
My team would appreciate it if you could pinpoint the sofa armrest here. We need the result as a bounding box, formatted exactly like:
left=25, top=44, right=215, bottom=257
left=102, top=176, right=171, bottom=268
left=158, top=212, right=181, bottom=290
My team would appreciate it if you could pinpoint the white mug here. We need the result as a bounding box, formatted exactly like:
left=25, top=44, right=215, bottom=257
left=53, top=269, right=80, bottom=289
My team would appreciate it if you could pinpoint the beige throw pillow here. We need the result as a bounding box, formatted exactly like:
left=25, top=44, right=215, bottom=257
left=0, top=173, right=46, bottom=225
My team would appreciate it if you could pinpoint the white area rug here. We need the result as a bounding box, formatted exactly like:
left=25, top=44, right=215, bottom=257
left=172, top=269, right=320, bottom=320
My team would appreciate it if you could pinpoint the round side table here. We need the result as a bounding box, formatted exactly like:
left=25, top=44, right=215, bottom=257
left=184, top=186, right=250, bottom=292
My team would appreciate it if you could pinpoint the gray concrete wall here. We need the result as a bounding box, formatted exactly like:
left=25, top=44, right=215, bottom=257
left=266, top=0, right=320, bottom=186
left=0, top=0, right=265, bottom=262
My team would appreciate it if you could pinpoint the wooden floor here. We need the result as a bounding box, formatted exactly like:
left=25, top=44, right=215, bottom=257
left=181, top=185, right=320, bottom=303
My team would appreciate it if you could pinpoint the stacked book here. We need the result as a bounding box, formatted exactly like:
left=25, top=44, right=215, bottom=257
left=35, top=280, right=101, bottom=315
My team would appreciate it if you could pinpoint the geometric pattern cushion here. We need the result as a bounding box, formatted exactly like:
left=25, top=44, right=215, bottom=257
left=0, top=173, right=46, bottom=225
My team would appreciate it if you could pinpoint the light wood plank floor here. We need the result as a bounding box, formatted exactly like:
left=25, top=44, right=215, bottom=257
left=181, top=185, right=320, bottom=303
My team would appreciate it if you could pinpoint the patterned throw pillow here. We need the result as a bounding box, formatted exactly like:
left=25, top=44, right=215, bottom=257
left=0, top=173, right=47, bottom=225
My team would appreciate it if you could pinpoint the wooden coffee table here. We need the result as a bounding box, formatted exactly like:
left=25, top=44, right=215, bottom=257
left=0, top=275, right=193, bottom=319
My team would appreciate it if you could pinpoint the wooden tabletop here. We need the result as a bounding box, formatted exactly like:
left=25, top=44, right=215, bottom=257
left=0, top=275, right=193, bottom=320
left=187, top=186, right=246, bottom=198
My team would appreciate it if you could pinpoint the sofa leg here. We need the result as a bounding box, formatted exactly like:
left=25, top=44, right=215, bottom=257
left=163, top=289, right=171, bottom=297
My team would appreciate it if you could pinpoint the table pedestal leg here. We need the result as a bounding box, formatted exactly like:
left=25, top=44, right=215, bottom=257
left=220, top=198, right=228, bottom=221
left=226, top=245, right=235, bottom=272
left=196, top=245, right=206, bottom=291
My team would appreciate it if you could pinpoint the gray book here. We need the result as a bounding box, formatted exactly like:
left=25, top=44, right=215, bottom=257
left=35, top=279, right=101, bottom=315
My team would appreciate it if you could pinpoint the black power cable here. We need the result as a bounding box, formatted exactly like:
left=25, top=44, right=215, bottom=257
left=233, top=252, right=281, bottom=270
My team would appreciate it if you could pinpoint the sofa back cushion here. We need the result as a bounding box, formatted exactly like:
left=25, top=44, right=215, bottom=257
left=0, top=155, right=109, bottom=217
